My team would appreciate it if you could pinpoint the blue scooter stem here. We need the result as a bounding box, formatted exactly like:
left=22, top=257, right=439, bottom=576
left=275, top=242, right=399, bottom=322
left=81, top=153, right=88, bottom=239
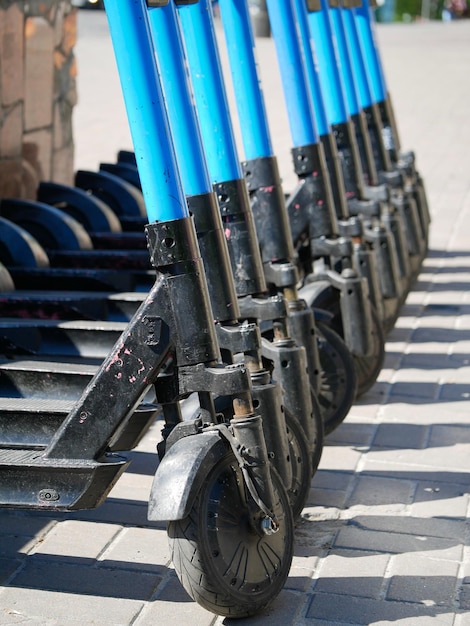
left=341, top=5, right=374, bottom=110
left=176, top=0, right=242, bottom=183
left=307, top=0, right=349, bottom=127
left=218, top=0, right=273, bottom=161
left=291, top=0, right=330, bottom=138
left=341, top=4, right=393, bottom=174
left=353, top=0, right=402, bottom=156
left=147, top=3, right=213, bottom=197
left=353, top=1, right=388, bottom=105
left=265, top=0, right=319, bottom=148
left=328, top=3, right=361, bottom=118
left=102, top=0, right=188, bottom=222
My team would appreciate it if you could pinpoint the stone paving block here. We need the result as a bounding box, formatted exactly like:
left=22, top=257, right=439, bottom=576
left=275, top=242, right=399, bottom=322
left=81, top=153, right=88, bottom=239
left=454, top=613, right=470, bottom=626
left=0, top=3, right=24, bottom=106
left=399, top=352, right=453, bottom=369
left=334, top=524, right=463, bottom=562
left=0, top=103, right=23, bottom=159
left=67, top=498, right=165, bottom=530
left=438, top=382, right=470, bottom=401
left=386, top=554, right=459, bottom=606
left=380, top=401, right=468, bottom=425
left=391, top=367, right=448, bottom=383
left=373, top=614, right=455, bottom=626
left=315, top=446, right=362, bottom=473
left=306, top=590, right=454, bottom=624
left=347, top=513, right=467, bottom=542
left=404, top=340, right=450, bottom=355
left=98, top=526, right=171, bottom=574
left=441, top=364, right=470, bottom=382
left=325, top=422, right=376, bottom=448
left=0, top=586, right=145, bottom=626
left=216, top=588, right=306, bottom=626
left=284, top=564, right=315, bottom=593
left=345, top=475, right=414, bottom=509
left=107, top=470, right=154, bottom=503
left=361, top=458, right=470, bottom=488
left=313, top=549, right=390, bottom=599
left=24, top=17, right=55, bottom=131
left=371, top=422, right=428, bottom=449
left=307, top=487, right=349, bottom=510
left=293, top=517, right=340, bottom=566
left=6, top=557, right=160, bottom=601
left=429, top=423, right=470, bottom=447
left=362, top=444, right=470, bottom=473
left=23, top=127, right=52, bottom=179
left=411, top=481, right=469, bottom=519
left=389, top=381, right=440, bottom=401
left=310, top=469, right=354, bottom=493
left=345, top=400, right=383, bottom=420
left=135, top=573, right=216, bottom=626
left=30, top=519, right=121, bottom=564
left=0, top=534, right=39, bottom=559
left=0, top=557, right=22, bottom=585
left=456, top=314, right=470, bottom=331
left=0, top=511, right=59, bottom=538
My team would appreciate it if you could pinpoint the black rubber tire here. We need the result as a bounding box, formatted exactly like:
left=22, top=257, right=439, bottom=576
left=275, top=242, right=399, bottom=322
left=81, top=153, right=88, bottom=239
left=316, top=321, right=357, bottom=435
left=168, top=451, right=294, bottom=618
left=353, top=305, right=386, bottom=398
left=284, top=408, right=313, bottom=520
left=310, top=389, right=324, bottom=474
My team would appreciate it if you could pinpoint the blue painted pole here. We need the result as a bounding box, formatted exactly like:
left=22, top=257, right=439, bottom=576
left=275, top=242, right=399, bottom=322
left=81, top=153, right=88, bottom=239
left=102, top=0, right=188, bottom=222
left=147, top=2, right=213, bottom=197
left=176, top=0, right=242, bottom=183
left=265, top=0, right=319, bottom=148
left=328, top=3, right=361, bottom=118
left=353, top=1, right=388, bottom=104
left=218, top=0, right=273, bottom=160
left=341, top=5, right=374, bottom=111
left=307, top=0, right=349, bottom=127
left=291, top=0, right=330, bottom=138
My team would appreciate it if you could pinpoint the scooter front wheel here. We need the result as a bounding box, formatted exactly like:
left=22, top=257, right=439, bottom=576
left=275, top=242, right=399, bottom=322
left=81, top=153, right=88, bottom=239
left=284, top=407, right=313, bottom=519
left=353, top=305, right=385, bottom=398
left=168, top=450, right=294, bottom=617
left=316, top=321, right=357, bottom=435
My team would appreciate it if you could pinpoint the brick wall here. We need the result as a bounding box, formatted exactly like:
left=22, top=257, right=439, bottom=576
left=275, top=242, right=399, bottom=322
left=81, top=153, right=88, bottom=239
left=0, top=0, right=77, bottom=199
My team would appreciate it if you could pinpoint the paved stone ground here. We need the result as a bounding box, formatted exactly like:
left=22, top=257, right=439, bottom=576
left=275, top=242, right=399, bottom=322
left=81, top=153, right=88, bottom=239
left=1, top=12, right=470, bottom=626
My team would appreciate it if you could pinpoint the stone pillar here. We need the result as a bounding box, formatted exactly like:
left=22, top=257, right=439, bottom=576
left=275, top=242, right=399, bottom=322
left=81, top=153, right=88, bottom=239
left=0, top=0, right=77, bottom=199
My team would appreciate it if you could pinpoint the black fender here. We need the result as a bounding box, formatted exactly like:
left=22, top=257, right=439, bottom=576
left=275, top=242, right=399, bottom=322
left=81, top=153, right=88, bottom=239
left=148, top=431, right=227, bottom=521
left=298, top=280, right=341, bottom=333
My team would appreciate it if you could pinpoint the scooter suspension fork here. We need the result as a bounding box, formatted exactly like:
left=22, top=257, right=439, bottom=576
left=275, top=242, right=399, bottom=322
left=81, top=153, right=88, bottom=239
left=242, top=155, right=322, bottom=397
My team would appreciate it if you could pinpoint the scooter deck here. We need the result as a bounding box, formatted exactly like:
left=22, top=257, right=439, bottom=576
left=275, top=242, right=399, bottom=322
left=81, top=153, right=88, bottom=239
left=0, top=396, right=159, bottom=452
left=0, top=290, right=145, bottom=322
